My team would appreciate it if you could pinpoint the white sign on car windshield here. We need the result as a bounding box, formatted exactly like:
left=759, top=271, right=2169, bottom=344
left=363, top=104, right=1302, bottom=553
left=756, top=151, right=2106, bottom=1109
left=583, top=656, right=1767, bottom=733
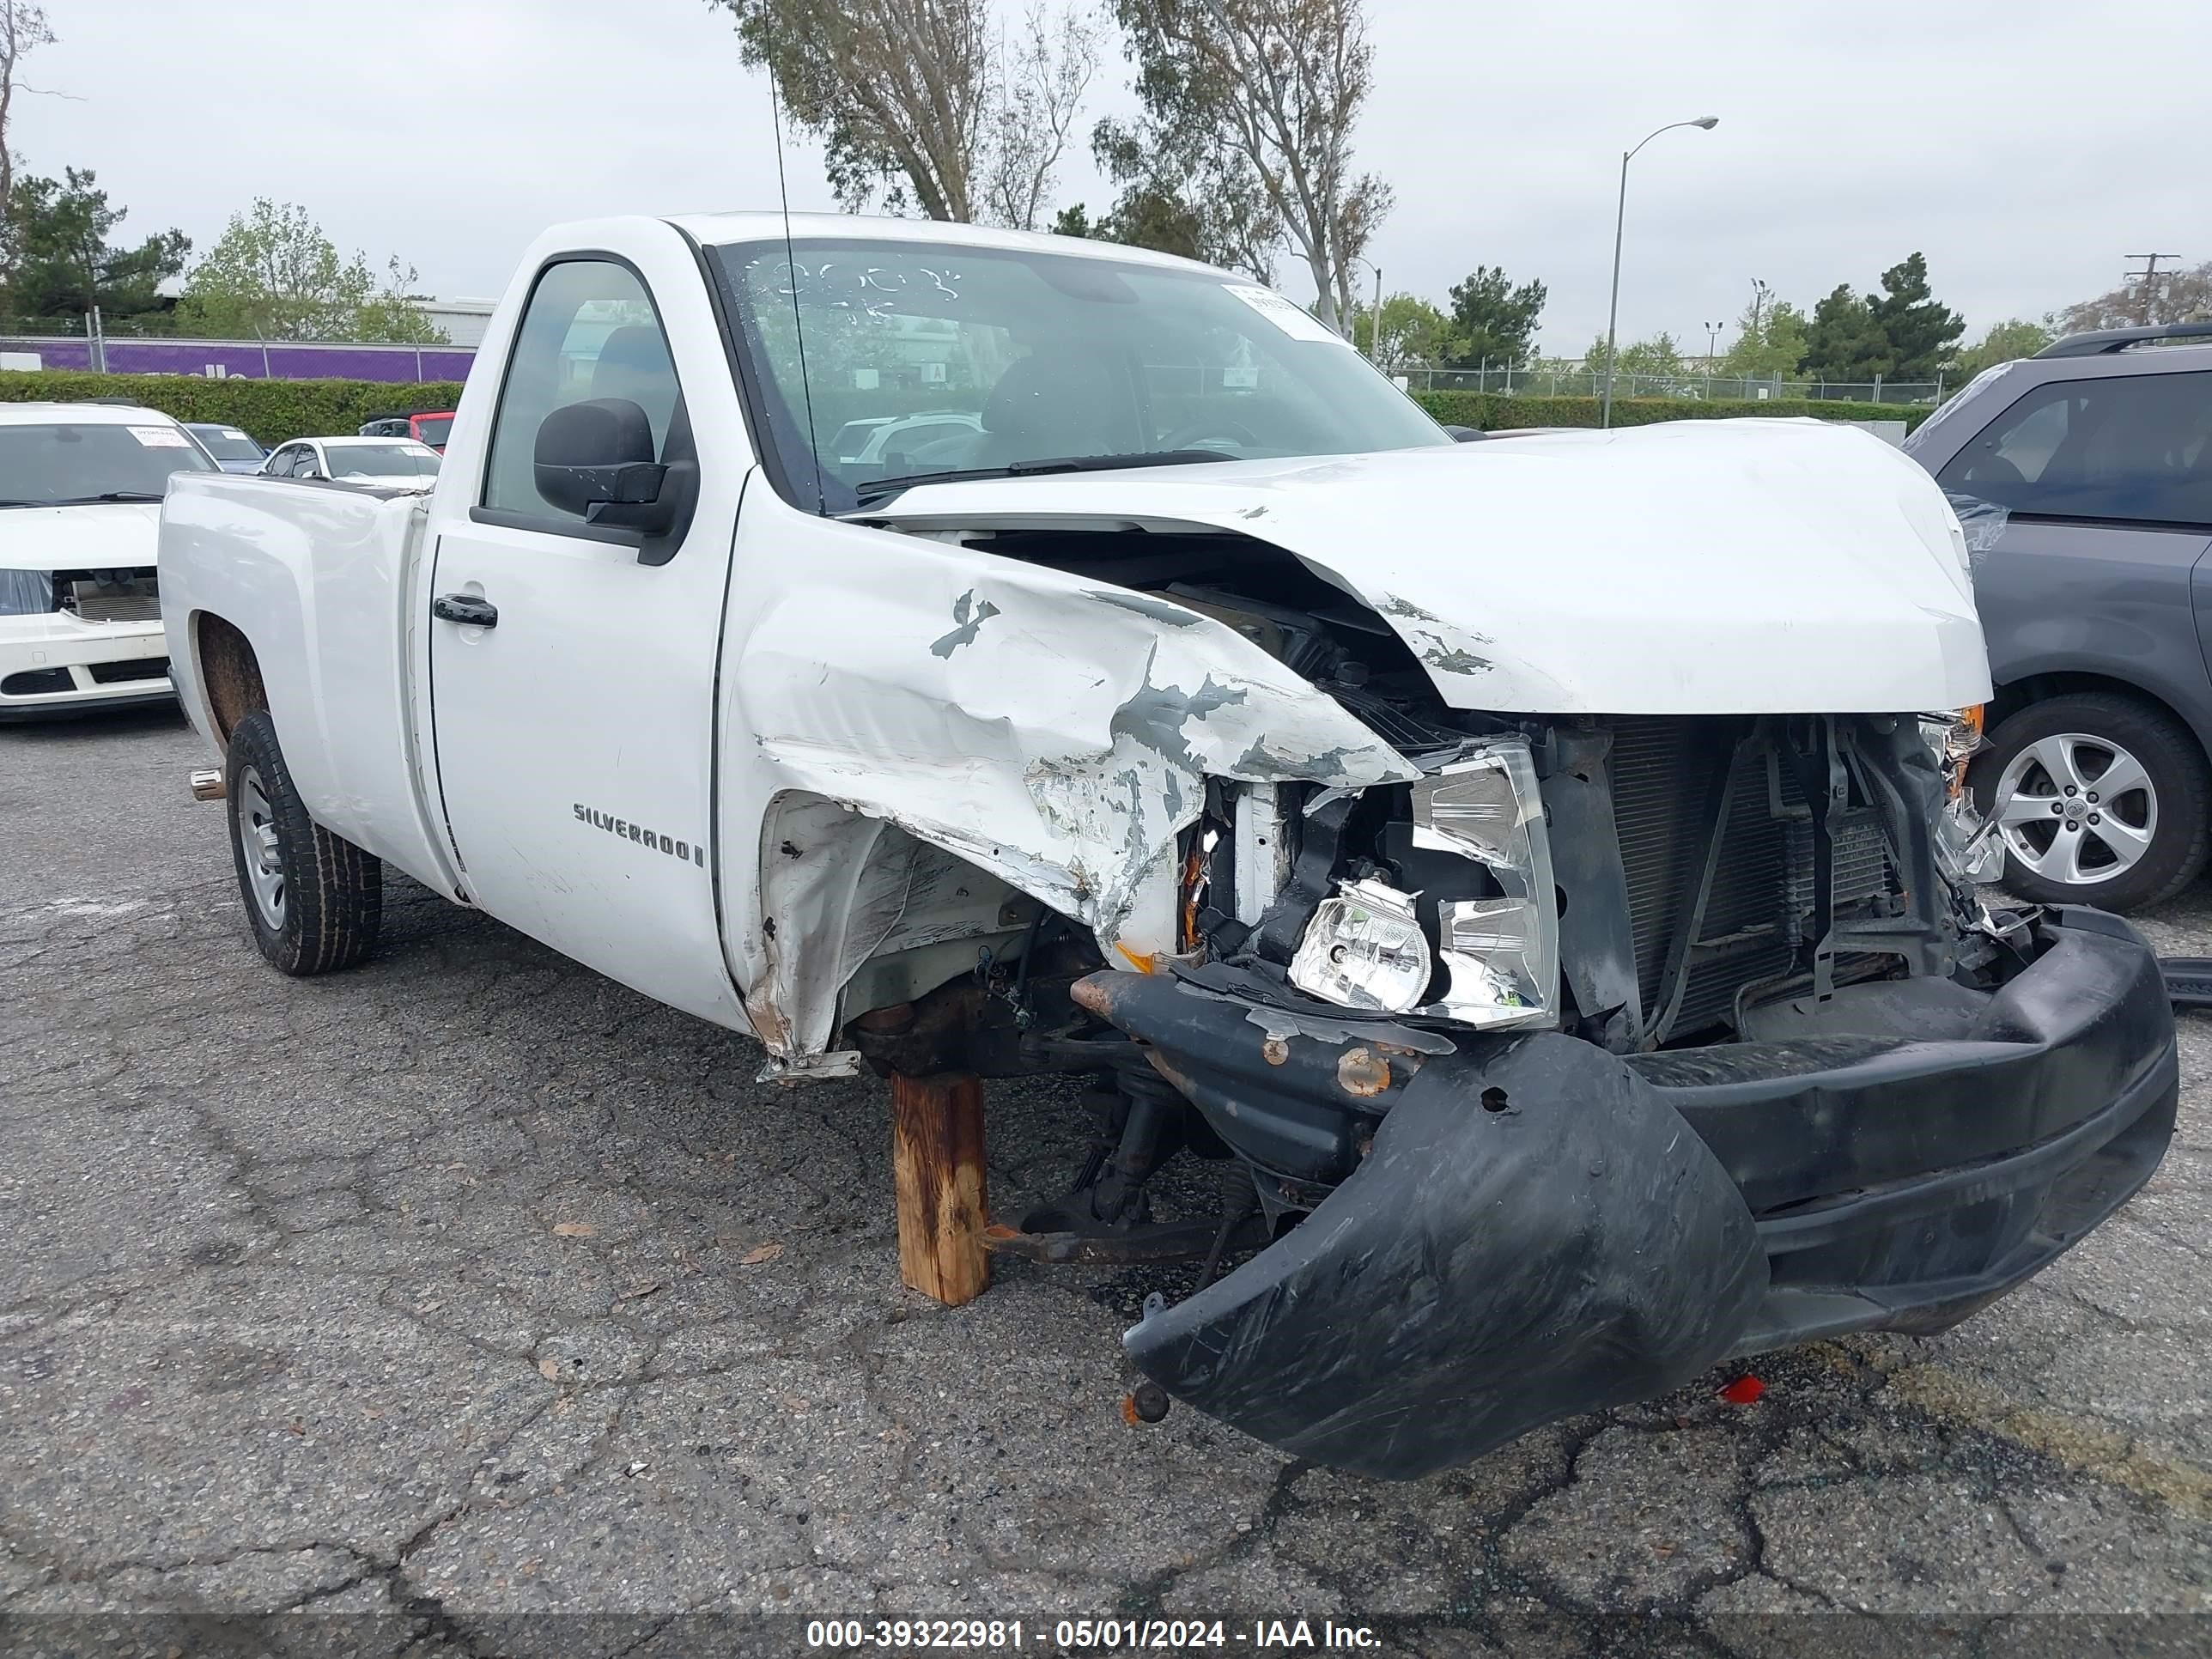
left=127, top=425, right=191, bottom=447
left=1221, top=284, right=1346, bottom=345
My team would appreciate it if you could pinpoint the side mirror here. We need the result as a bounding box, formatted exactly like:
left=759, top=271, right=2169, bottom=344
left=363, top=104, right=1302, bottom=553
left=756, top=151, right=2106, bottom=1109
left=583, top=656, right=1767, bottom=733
left=1442, top=425, right=1486, bottom=442
left=534, top=398, right=671, bottom=531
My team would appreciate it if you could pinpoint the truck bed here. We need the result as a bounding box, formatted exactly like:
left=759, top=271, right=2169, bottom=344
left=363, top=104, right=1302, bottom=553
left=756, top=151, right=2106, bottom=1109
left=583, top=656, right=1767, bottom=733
left=159, top=473, right=463, bottom=902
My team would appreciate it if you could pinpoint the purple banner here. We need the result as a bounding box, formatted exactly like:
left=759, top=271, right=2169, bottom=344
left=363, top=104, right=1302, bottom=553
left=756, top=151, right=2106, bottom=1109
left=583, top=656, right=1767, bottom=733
left=0, top=335, right=476, bottom=384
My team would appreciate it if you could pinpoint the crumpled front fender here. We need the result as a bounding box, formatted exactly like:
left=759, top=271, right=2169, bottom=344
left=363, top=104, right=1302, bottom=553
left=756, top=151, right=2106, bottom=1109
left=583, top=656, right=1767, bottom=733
left=1124, top=1031, right=1768, bottom=1480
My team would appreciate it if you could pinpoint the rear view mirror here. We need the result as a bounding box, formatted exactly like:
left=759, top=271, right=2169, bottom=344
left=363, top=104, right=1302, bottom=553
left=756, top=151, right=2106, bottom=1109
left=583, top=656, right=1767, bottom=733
left=534, top=398, right=670, bottom=530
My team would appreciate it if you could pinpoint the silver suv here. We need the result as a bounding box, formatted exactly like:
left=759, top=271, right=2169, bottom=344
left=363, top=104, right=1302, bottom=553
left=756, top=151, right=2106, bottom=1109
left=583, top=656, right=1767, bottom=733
left=1904, top=322, right=2212, bottom=910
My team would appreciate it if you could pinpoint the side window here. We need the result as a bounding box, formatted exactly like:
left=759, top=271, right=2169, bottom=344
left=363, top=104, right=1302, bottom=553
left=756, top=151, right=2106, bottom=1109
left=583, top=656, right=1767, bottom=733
left=264, top=445, right=295, bottom=474
left=482, top=258, right=683, bottom=522
left=292, top=448, right=323, bottom=479
left=1938, top=370, right=2212, bottom=526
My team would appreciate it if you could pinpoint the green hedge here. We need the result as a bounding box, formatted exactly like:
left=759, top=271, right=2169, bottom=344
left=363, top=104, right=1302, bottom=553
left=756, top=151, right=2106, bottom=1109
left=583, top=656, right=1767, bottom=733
left=0, top=368, right=1933, bottom=453
left=0, top=370, right=465, bottom=448
left=1412, top=390, right=1935, bottom=433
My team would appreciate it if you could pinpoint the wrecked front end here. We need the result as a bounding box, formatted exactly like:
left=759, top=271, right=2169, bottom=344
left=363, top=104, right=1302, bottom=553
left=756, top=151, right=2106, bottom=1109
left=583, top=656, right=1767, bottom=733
left=848, top=694, right=2174, bottom=1479
left=798, top=474, right=2172, bottom=1480
left=1078, top=712, right=2175, bottom=1477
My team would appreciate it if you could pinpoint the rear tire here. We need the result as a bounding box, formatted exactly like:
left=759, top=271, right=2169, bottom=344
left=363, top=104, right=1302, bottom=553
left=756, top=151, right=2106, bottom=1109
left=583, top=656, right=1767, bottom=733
left=225, top=708, right=382, bottom=975
left=1970, top=692, right=2209, bottom=913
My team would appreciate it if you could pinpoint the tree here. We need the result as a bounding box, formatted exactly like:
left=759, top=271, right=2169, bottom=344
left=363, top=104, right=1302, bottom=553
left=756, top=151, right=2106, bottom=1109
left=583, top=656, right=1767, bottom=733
left=714, top=0, right=987, bottom=220
left=1867, top=252, right=1963, bottom=381
left=1798, top=283, right=1893, bottom=384
left=2059, top=258, right=2212, bottom=331
left=1718, top=295, right=1808, bottom=379
left=1588, top=331, right=1684, bottom=379
left=1954, top=317, right=2054, bottom=380
left=711, top=0, right=1096, bottom=226
left=354, top=257, right=447, bottom=345
left=0, top=0, right=56, bottom=282
left=175, top=200, right=444, bottom=343
left=1443, top=264, right=1545, bottom=368
left=1344, top=293, right=1457, bottom=368
left=1102, top=0, right=1390, bottom=332
left=3, top=167, right=190, bottom=324
left=979, top=3, right=1099, bottom=231
left=1088, top=119, right=1279, bottom=279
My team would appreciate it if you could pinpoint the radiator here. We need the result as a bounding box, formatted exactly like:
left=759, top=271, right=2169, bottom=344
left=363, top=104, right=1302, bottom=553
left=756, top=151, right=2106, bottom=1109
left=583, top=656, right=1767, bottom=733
left=1605, top=718, right=1895, bottom=1042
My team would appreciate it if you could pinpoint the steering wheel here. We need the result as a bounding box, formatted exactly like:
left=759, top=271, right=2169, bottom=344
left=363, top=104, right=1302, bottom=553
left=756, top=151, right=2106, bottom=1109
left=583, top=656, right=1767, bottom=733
left=1159, top=418, right=1261, bottom=453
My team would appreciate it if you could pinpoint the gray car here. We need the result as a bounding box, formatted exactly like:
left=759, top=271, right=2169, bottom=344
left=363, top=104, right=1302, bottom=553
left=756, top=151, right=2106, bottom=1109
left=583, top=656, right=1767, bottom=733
left=1904, top=322, right=2212, bottom=910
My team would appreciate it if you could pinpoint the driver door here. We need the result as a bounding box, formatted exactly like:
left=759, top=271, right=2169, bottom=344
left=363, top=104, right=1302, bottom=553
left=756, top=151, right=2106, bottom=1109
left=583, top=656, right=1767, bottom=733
left=422, top=234, right=754, bottom=1030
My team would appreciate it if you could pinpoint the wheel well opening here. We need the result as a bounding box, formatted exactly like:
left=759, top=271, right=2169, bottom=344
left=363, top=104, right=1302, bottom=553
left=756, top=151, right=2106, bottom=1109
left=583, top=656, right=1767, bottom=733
left=1989, top=672, right=2208, bottom=762
left=194, top=612, right=267, bottom=744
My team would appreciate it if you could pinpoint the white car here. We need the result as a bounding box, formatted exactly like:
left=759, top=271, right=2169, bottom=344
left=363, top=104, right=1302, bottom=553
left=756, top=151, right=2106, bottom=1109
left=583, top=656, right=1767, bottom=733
left=258, top=435, right=442, bottom=489
left=834, top=410, right=983, bottom=465
left=0, top=400, right=220, bottom=720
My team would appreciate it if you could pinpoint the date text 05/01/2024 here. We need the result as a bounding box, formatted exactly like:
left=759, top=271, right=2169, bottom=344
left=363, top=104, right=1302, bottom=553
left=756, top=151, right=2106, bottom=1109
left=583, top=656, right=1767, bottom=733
left=804, top=1620, right=1383, bottom=1650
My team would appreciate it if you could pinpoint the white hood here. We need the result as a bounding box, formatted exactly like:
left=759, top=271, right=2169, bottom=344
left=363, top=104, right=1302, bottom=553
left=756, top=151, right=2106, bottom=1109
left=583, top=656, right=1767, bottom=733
left=869, top=419, right=1991, bottom=716
left=0, top=502, right=161, bottom=572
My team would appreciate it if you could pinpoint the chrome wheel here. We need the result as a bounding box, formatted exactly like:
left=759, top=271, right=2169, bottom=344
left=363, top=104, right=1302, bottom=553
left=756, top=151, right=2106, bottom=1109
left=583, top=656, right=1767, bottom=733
left=234, top=764, right=286, bottom=928
left=1991, top=731, right=2156, bottom=887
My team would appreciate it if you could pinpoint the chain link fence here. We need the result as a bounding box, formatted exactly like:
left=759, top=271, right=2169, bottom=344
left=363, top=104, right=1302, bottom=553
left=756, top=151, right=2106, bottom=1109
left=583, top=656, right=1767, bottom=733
left=1393, top=364, right=1948, bottom=404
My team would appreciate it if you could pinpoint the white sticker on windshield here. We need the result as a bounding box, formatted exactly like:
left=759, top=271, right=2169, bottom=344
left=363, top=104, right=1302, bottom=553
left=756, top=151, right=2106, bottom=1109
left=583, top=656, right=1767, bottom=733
left=219, top=427, right=249, bottom=441
left=1222, top=284, right=1346, bottom=345
left=127, top=425, right=191, bottom=447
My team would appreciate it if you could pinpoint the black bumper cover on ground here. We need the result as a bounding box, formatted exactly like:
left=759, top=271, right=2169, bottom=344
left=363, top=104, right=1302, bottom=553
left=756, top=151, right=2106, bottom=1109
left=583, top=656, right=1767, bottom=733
left=1104, top=908, right=2177, bottom=1480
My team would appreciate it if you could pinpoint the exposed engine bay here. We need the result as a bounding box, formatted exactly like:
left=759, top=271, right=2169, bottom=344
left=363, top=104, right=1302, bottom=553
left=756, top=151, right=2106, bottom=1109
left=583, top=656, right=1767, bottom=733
left=842, top=524, right=2010, bottom=1254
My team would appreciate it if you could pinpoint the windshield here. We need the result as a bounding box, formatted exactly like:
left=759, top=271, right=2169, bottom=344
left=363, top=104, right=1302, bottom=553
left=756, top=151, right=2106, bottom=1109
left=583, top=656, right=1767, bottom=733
left=188, top=424, right=266, bottom=462
left=413, top=415, right=453, bottom=447
left=709, top=238, right=1448, bottom=510
left=329, top=445, right=441, bottom=479
left=0, top=421, right=217, bottom=506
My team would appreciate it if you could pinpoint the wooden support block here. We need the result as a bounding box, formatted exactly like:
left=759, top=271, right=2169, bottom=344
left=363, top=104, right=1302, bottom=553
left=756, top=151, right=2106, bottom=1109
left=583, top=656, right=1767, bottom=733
left=890, top=1070, right=990, bottom=1307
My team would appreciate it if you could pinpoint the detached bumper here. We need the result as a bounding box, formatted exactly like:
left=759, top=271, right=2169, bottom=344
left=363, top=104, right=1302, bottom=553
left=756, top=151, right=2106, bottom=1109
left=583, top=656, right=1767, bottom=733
left=1087, top=908, right=2176, bottom=1480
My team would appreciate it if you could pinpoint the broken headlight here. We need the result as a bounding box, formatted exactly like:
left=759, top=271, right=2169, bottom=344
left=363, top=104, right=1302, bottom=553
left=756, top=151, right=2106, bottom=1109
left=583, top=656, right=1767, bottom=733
left=1287, top=739, right=1560, bottom=1030
left=1412, top=741, right=1559, bottom=1030
left=1288, top=877, right=1433, bottom=1014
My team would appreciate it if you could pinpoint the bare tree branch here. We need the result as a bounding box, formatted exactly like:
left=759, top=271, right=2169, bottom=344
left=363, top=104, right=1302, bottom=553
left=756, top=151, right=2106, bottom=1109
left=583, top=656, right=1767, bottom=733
left=1, top=0, right=59, bottom=277
left=979, top=3, right=1099, bottom=231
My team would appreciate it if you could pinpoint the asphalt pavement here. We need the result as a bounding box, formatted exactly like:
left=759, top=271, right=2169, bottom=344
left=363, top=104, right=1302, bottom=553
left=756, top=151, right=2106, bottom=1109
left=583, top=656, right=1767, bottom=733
left=4, top=708, right=2211, bottom=1656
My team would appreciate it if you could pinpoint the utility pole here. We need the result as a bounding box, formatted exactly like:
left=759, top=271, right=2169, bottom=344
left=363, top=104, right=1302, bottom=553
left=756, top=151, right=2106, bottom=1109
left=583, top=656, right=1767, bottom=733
left=1703, top=321, right=1722, bottom=367
left=2124, top=253, right=2179, bottom=325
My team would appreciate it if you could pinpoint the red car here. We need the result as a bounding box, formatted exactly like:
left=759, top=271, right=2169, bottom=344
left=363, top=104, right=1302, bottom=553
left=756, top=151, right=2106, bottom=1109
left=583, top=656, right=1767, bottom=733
left=357, top=410, right=455, bottom=453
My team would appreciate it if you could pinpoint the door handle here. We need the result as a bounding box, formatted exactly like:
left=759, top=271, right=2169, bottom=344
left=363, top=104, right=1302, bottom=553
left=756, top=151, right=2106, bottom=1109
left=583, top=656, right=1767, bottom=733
left=432, top=593, right=499, bottom=629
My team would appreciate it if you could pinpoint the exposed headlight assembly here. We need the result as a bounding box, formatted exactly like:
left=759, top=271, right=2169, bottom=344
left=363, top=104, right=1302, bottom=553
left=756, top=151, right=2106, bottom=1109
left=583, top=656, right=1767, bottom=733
left=1287, top=877, right=1433, bottom=1014
left=1287, top=739, right=1559, bottom=1030
left=1413, top=741, right=1559, bottom=1029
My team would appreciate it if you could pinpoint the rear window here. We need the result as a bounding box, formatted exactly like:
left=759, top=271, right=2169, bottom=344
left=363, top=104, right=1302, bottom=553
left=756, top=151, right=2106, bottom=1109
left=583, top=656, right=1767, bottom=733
left=413, top=415, right=453, bottom=447
left=1936, top=369, right=2212, bottom=526
left=327, top=445, right=441, bottom=479
left=189, top=425, right=265, bottom=462
left=0, top=421, right=217, bottom=506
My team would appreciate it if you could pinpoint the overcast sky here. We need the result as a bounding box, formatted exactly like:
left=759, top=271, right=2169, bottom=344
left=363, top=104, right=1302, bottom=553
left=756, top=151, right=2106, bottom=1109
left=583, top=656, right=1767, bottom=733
left=18, top=0, right=2209, bottom=355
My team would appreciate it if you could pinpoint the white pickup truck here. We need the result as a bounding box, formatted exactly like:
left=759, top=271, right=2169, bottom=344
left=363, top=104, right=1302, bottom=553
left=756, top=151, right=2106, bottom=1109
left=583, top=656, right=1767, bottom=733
left=158, top=213, right=2177, bottom=1480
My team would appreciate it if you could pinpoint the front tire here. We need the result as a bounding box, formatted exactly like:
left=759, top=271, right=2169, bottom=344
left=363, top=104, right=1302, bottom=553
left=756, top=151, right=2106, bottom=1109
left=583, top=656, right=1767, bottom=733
left=1971, top=692, right=2209, bottom=912
left=225, top=709, right=382, bottom=975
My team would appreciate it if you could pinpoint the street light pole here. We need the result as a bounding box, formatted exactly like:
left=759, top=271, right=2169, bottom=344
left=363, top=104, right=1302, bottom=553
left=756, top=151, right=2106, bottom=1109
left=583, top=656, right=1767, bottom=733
left=1601, top=115, right=1718, bottom=428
